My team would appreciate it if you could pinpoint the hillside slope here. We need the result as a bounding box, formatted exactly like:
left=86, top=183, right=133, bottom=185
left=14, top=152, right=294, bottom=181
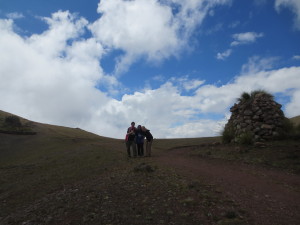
left=0, top=110, right=128, bottom=222
left=290, top=115, right=300, bottom=126
left=1, top=111, right=247, bottom=225
left=1, top=110, right=299, bottom=225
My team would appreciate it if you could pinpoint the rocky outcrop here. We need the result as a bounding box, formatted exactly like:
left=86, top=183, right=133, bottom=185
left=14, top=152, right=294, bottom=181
left=225, top=92, right=285, bottom=143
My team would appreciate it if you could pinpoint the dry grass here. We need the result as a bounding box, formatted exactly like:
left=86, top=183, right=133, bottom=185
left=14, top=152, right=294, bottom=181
left=0, top=111, right=249, bottom=224
left=290, top=115, right=300, bottom=126
left=1, top=110, right=299, bottom=224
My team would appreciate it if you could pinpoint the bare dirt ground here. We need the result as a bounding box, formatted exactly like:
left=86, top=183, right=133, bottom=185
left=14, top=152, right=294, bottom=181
left=156, top=146, right=300, bottom=225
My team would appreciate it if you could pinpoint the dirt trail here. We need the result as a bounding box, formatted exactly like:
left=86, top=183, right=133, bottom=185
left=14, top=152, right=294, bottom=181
left=156, top=147, right=300, bottom=225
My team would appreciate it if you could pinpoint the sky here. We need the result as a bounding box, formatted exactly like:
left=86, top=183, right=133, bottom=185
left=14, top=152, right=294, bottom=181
left=0, top=0, right=300, bottom=139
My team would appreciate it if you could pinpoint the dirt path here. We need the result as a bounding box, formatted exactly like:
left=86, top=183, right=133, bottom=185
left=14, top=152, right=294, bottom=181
left=156, top=147, right=300, bottom=225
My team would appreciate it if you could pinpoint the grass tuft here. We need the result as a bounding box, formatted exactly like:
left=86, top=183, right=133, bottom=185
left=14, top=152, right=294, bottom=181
left=238, top=132, right=254, bottom=145
left=221, top=127, right=235, bottom=144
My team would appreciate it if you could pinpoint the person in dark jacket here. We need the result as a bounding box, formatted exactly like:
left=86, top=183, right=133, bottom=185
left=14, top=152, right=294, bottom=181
left=126, top=122, right=137, bottom=157
left=135, top=125, right=145, bottom=156
left=141, top=126, right=153, bottom=157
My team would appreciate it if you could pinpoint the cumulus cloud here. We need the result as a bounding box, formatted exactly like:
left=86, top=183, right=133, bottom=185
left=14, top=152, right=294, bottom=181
left=90, top=0, right=231, bottom=75
left=90, top=0, right=180, bottom=75
left=285, top=89, right=300, bottom=116
left=28, top=11, right=89, bottom=58
left=231, top=32, right=264, bottom=46
left=1, top=3, right=299, bottom=140
left=0, top=13, right=113, bottom=132
left=216, top=49, right=232, bottom=60
left=112, top=61, right=300, bottom=137
left=167, top=120, right=224, bottom=138
left=275, top=0, right=300, bottom=30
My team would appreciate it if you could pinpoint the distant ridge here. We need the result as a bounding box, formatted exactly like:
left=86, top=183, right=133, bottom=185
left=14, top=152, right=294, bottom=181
left=0, top=110, right=37, bottom=135
left=0, top=110, right=18, bottom=118
left=0, top=109, right=109, bottom=139
left=290, top=115, right=300, bottom=126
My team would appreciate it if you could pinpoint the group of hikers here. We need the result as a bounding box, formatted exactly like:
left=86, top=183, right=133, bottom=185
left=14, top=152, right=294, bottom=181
left=125, top=122, right=153, bottom=157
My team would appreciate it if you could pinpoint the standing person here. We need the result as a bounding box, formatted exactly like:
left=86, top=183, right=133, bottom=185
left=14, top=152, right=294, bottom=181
left=142, top=126, right=153, bottom=157
left=135, top=125, right=145, bottom=157
left=125, top=122, right=137, bottom=157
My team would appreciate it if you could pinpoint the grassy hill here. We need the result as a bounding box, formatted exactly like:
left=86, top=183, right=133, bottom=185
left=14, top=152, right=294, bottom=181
left=1, top=111, right=231, bottom=225
left=0, top=111, right=129, bottom=222
left=1, top=110, right=299, bottom=224
left=290, top=115, right=300, bottom=126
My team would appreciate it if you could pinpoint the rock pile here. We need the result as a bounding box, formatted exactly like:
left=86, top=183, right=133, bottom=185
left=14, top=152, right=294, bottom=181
left=225, top=91, right=285, bottom=143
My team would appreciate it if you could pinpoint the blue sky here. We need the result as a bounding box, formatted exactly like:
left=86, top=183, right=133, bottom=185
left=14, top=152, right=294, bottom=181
left=0, top=0, right=300, bottom=138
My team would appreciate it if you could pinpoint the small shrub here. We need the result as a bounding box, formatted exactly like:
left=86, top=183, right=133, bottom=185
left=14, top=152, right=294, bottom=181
left=237, top=90, right=273, bottom=103
left=238, top=132, right=253, bottom=145
left=222, top=127, right=235, bottom=144
left=4, top=115, right=22, bottom=128
left=277, top=118, right=296, bottom=139
left=237, top=92, right=250, bottom=102
left=250, top=89, right=273, bottom=100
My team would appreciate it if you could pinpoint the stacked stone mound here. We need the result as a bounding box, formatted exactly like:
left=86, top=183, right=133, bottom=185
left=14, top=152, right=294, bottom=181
left=225, top=92, right=285, bottom=142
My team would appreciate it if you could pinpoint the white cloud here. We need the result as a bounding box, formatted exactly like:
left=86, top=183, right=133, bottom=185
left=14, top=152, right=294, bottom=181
left=293, top=55, right=300, bottom=60
left=216, top=49, right=232, bottom=60
left=275, top=0, right=300, bottom=30
left=6, top=12, right=24, bottom=20
left=183, top=79, right=205, bottom=91
left=28, top=11, right=89, bottom=58
left=1, top=5, right=299, bottom=140
left=116, top=61, right=300, bottom=137
left=241, top=56, right=279, bottom=74
left=90, top=0, right=181, bottom=75
left=231, top=32, right=264, bottom=46
left=217, top=32, right=263, bottom=59
left=90, top=0, right=231, bottom=75
left=285, top=89, right=300, bottom=116
left=0, top=13, right=114, bottom=133
left=169, top=76, right=205, bottom=91
left=107, top=59, right=300, bottom=138
left=152, top=75, right=165, bottom=82
left=167, top=120, right=225, bottom=138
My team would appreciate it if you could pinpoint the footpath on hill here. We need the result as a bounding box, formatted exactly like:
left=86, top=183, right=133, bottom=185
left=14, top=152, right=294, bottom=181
left=155, top=146, right=300, bottom=225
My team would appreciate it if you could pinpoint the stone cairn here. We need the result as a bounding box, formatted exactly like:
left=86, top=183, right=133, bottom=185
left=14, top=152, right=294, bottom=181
left=224, top=91, right=285, bottom=143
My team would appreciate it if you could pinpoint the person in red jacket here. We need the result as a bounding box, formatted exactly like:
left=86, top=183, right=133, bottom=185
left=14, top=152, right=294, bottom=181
left=125, top=122, right=137, bottom=157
